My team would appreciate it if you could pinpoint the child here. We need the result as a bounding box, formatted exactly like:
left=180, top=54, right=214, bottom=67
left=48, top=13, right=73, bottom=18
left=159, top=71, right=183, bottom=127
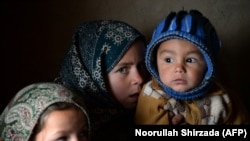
left=0, top=82, right=90, bottom=141
left=135, top=9, right=248, bottom=125
left=55, top=20, right=184, bottom=141
left=54, top=20, right=149, bottom=140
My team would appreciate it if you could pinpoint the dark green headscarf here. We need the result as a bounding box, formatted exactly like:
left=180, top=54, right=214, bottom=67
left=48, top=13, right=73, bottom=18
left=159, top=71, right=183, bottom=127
left=55, top=20, right=145, bottom=135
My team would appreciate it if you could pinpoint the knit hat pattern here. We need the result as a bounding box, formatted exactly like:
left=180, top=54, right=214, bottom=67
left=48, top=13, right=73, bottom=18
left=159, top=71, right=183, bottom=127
left=146, top=10, right=221, bottom=100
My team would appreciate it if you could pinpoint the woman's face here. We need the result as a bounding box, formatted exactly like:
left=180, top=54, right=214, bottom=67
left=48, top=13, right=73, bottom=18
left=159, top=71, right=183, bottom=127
left=107, top=39, right=148, bottom=109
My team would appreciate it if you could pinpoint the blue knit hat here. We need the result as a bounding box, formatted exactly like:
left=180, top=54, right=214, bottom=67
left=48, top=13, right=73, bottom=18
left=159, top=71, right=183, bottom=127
left=146, top=10, right=221, bottom=100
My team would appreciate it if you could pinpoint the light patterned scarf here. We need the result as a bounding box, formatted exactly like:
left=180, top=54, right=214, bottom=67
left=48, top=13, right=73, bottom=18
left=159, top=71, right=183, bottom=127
left=0, top=82, right=90, bottom=141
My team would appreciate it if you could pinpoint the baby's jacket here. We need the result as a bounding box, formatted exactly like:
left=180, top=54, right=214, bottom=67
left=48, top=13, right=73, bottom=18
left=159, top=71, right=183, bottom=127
left=135, top=78, right=248, bottom=125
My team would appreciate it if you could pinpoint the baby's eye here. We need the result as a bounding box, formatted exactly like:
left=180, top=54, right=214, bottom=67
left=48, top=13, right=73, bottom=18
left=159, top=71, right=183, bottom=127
left=165, top=58, right=173, bottom=63
left=186, top=58, right=196, bottom=63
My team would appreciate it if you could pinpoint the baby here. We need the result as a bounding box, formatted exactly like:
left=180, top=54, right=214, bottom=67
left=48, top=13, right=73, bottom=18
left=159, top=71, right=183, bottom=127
left=135, top=9, right=248, bottom=125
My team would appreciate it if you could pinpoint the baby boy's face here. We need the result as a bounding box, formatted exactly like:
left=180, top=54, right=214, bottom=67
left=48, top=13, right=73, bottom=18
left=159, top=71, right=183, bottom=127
left=156, top=39, right=207, bottom=92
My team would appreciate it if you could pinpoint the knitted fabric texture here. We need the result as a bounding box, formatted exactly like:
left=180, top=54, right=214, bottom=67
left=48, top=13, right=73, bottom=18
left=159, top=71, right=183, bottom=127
left=0, top=82, right=90, bottom=141
left=146, top=10, right=221, bottom=100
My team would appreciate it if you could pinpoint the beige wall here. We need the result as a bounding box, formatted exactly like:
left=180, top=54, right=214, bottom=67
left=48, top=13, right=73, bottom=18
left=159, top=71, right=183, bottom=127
left=1, top=0, right=250, bottom=112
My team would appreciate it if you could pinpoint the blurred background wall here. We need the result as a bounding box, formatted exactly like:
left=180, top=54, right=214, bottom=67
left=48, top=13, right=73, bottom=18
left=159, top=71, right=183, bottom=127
left=1, top=0, right=250, bottom=113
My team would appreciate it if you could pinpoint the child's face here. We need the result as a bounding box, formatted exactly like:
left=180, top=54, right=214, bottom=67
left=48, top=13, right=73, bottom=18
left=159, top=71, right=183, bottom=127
left=107, top=39, right=146, bottom=109
left=157, top=39, right=207, bottom=92
left=35, top=107, right=89, bottom=141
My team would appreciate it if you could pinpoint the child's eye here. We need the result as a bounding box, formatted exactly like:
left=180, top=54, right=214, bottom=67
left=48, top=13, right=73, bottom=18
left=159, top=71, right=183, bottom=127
left=165, top=58, right=173, bottom=63
left=56, top=136, right=67, bottom=141
left=186, top=58, right=196, bottom=63
left=117, top=67, right=128, bottom=74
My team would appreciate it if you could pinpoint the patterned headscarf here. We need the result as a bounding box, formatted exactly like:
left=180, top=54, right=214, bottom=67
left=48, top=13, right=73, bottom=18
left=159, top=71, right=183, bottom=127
left=0, top=82, right=90, bottom=141
left=54, top=20, right=145, bottom=132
